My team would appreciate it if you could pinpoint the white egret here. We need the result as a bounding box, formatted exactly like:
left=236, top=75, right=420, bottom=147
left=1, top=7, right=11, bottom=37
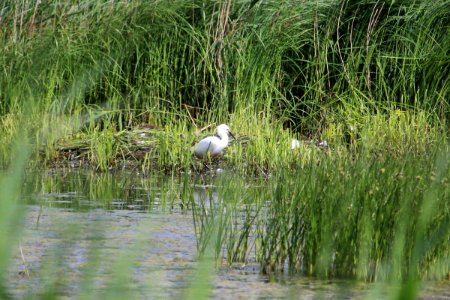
left=194, top=124, right=234, bottom=158
left=291, top=138, right=301, bottom=150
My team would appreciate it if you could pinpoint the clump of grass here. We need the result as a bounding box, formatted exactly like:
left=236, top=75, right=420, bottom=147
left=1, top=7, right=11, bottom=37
left=0, top=0, right=448, bottom=172
left=0, top=1, right=449, bottom=292
left=193, top=143, right=449, bottom=282
left=321, top=109, right=443, bottom=155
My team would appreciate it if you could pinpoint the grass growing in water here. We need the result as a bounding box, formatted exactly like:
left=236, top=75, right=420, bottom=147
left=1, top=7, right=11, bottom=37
left=193, top=144, right=449, bottom=284
left=1, top=141, right=449, bottom=298
left=0, top=0, right=449, bottom=298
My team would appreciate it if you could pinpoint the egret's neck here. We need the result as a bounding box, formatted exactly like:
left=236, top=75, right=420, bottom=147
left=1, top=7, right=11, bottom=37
left=217, top=132, right=229, bottom=146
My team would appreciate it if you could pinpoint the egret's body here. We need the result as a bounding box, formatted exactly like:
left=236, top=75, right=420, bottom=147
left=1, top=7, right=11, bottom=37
left=291, top=138, right=301, bottom=150
left=194, top=124, right=233, bottom=158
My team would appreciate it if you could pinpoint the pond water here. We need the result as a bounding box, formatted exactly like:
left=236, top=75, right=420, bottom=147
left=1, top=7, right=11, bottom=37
left=6, top=169, right=450, bottom=299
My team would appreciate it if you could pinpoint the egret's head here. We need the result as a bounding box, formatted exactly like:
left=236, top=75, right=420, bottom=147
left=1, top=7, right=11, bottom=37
left=216, top=124, right=234, bottom=139
left=216, top=124, right=230, bottom=133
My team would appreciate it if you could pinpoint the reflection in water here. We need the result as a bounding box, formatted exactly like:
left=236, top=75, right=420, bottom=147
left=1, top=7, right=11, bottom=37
left=11, top=206, right=198, bottom=299
left=8, top=169, right=449, bottom=299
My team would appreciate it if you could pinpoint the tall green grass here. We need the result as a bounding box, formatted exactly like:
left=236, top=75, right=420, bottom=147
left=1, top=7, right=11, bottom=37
left=0, top=0, right=448, bottom=171
left=0, top=134, right=448, bottom=298
left=192, top=144, right=449, bottom=285
left=0, top=1, right=448, bottom=296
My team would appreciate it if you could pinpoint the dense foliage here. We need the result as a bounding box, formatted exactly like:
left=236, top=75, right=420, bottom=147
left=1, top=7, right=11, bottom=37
left=1, top=0, right=448, bottom=127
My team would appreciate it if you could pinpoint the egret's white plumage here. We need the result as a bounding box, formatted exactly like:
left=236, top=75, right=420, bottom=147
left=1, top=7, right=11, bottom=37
left=194, top=124, right=233, bottom=158
left=291, top=138, right=301, bottom=150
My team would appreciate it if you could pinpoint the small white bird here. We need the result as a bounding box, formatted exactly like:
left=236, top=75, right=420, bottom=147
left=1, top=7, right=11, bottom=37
left=291, top=138, right=301, bottom=150
left=194, top=124, right=234, bottom=158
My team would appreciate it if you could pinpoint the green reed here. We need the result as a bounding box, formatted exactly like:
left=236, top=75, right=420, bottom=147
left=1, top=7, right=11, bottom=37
left=0, top=1, right=448, bottom=296
left=0, top=0, right=448, bottom=171
left=192, top=143, right=449, bottom=284
left=0, top=135, right=447, bottom=299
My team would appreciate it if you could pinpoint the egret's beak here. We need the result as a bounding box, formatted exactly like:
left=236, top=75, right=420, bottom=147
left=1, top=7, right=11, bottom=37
left=229, top=131, right=236, bottom=140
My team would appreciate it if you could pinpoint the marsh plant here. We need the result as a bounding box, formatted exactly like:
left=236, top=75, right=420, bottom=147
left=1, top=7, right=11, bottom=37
left=192, top=145, right=449, bottom=283
left=0, top=0, right=449, bottom=299
left=0, top=0, right=448, bottom=172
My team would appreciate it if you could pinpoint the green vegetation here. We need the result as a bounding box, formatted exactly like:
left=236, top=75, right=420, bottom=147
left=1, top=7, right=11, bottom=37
left=193, top=146, right=449, bottom=282
left=0, top=0, right=448, bottom=171
left=0, top=0, right=449, bottom=298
